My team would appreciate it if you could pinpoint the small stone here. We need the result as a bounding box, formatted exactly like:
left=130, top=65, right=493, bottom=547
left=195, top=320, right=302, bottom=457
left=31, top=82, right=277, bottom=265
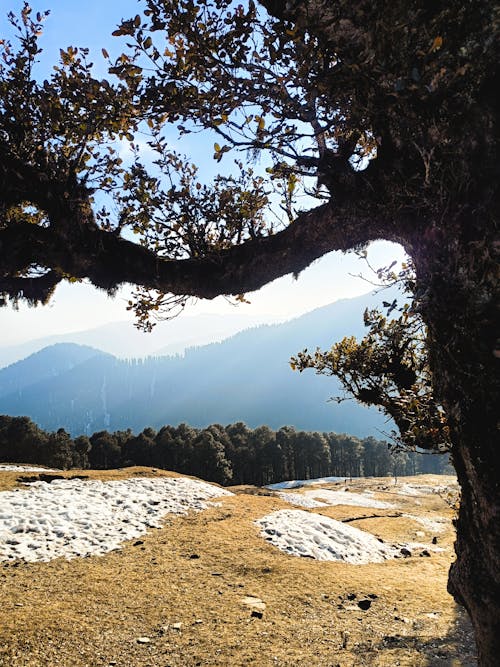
left=242, top=596, right=265, bottom=607
left=189, top=553, right=200, bottom=559
left=211, top=572, right=223, bottom=576
left=193, top=619, right=203, bottom=625
left=171, top=622, right=182, bottom=631
left=400, top=547, right=412, bottom=557
left=347, top=593, right=356, bottom=601
left=420, top=550, right=431, bottom=557
left=432, top=536, right=438, bottom=544
left=242, top=596, right=266, bottom=616
left=14, top=603, right=24, bottom=607
left=357, top=599, right=372, bottom=611
left=133, top=540, right=144, bottom=547
left=137, top=636, right=152, bottom=644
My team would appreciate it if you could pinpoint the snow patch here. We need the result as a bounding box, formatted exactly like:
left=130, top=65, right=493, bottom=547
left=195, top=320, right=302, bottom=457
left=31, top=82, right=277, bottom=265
left=0, top=477, right=232, bottom=562
left=399, top=483, right=455, bottom=497
left=256, top=509, right=399, bottom=564
left=276, top=492, right=328, bottom=508
left=303, top=489, right=394, bottom=510
left=267, top=476, right=347, bottom=490
left=403, top=514, right=448, bottom=533
left=0, top=465, right=59, bottom=473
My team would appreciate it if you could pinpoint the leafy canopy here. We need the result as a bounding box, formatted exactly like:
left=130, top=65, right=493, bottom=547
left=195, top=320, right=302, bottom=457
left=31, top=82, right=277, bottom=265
left=292, top=287, right=451, bottom=454
left=0, top=0, right=496, bottom=328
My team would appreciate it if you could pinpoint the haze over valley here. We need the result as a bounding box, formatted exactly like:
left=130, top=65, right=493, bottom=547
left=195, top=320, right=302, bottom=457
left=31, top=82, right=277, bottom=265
left=0, top=291, right=394, bottom=437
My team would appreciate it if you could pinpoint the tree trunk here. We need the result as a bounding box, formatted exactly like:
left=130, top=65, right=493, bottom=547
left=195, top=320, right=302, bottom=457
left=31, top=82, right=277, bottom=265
left=450, top=438, right=500, bottom=666
left=412, top=227, right=499, bottom=666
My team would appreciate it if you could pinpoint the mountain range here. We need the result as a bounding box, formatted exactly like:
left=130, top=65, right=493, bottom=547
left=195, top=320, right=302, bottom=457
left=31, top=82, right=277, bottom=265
left=0, top=291, right=396, bottom=437
left=0, top=312, right=278, bottom=369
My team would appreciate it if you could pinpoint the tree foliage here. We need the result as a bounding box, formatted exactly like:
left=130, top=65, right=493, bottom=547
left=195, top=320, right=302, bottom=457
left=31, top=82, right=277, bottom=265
left=292, top=264, right=451, bottom=454
left=2, top=1, right=495, bottom=325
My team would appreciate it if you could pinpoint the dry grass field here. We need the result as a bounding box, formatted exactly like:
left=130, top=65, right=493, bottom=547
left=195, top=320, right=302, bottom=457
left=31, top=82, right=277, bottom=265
left=0, top=468, right=476, bottom=666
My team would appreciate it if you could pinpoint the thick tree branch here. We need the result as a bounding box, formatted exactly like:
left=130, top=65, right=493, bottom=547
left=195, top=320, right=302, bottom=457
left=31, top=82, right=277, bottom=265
left=0, top=202, right=403, bottom=300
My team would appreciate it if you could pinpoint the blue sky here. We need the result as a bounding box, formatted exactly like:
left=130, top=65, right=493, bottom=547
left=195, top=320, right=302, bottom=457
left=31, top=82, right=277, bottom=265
left=0, top=1, right=406, bottom=344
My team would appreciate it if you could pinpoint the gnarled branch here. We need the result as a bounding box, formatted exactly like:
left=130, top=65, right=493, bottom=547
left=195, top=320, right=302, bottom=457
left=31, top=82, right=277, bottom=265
left=0, top=200, right=404, bottom=301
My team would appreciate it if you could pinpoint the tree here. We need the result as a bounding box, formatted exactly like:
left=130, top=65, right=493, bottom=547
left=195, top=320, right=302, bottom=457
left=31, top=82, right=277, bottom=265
left=122, top=429, right=156, bottom=466
left=88, top=431, right=122, bottom=469
left=153, top=425, right=176, bottom=469
left=0, top=414, right=48, bottom=464
left=169, top=422, right=198, bottom=474
left=0, top=2, right=498, bottom=662
left=248, top=425, right=276, bottom=486
left=190, top=429, right=233, bottom=485
left=292, top=267, right=452, bottom=455
left=44, top=427, right=73, bottom=469
left=361, top=436, right=393, bottom=478
left=290, top=262, right=456, bottom=480
left=225, top=421, right=254, bottom=484
left=327, top=432, right=363, bottom=479
left=73, top=434, right=91, bottom=469
left=275, top=425, right=298, bottom=481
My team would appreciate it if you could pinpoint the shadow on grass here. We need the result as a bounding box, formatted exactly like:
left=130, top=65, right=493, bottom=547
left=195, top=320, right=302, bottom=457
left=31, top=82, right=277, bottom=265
left=350, top=604, right=477, bottom=666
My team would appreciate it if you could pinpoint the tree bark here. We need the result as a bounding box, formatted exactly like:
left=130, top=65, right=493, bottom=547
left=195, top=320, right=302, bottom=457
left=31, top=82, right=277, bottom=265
left=410, top=226, right=499, bottom=666
left=451, top=440, right=500, bottom=666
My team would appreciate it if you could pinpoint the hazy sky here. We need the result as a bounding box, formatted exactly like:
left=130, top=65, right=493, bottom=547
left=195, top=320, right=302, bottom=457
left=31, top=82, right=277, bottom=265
left=0, top=1, right=407, bottom=345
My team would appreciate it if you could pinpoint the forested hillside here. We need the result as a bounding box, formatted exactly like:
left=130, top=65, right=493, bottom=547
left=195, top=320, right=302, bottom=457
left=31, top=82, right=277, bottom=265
left=0, top=292, right=395, bottom=436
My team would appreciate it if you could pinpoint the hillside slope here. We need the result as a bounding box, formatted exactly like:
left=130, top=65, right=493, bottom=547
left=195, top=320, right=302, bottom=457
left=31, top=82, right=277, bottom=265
left=0, top=291, right=395, bottom=436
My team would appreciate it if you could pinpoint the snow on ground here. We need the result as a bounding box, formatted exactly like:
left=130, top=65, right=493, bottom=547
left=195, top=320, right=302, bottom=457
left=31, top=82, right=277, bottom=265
left=277, top=488, right=394, bottom=510
left=256, top=510, right=400, bottom=564
left=403, top=514, right=448, bottom=533
left=276, top=492, right=328, bottom=508
left=0, top=469, right=448, bottom=566
left=399, top=482, right=455, bottom=497
left=0, top=477, right=232, bottom=562
left=0, top=465, right=59, bottom=473
left=303, top=489, right=394, bottom=509
left=267, top=476, right=346, bottom=490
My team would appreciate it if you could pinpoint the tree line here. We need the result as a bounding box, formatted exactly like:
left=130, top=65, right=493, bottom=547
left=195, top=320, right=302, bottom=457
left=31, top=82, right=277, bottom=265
left=0, top=414, right=451, bottom=486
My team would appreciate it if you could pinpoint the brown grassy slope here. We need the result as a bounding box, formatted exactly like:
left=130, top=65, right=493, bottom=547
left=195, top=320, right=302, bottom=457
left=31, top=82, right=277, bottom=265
left=0, top=470, right=476, bottom=666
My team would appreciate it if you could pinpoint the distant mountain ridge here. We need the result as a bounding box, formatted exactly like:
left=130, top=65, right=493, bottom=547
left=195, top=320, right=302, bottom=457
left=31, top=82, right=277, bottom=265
left=0, top=291, right=396, bottom=437
left=0, top=343, right=108, bottom=399
left=0, top=312, right=278, bottom=369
